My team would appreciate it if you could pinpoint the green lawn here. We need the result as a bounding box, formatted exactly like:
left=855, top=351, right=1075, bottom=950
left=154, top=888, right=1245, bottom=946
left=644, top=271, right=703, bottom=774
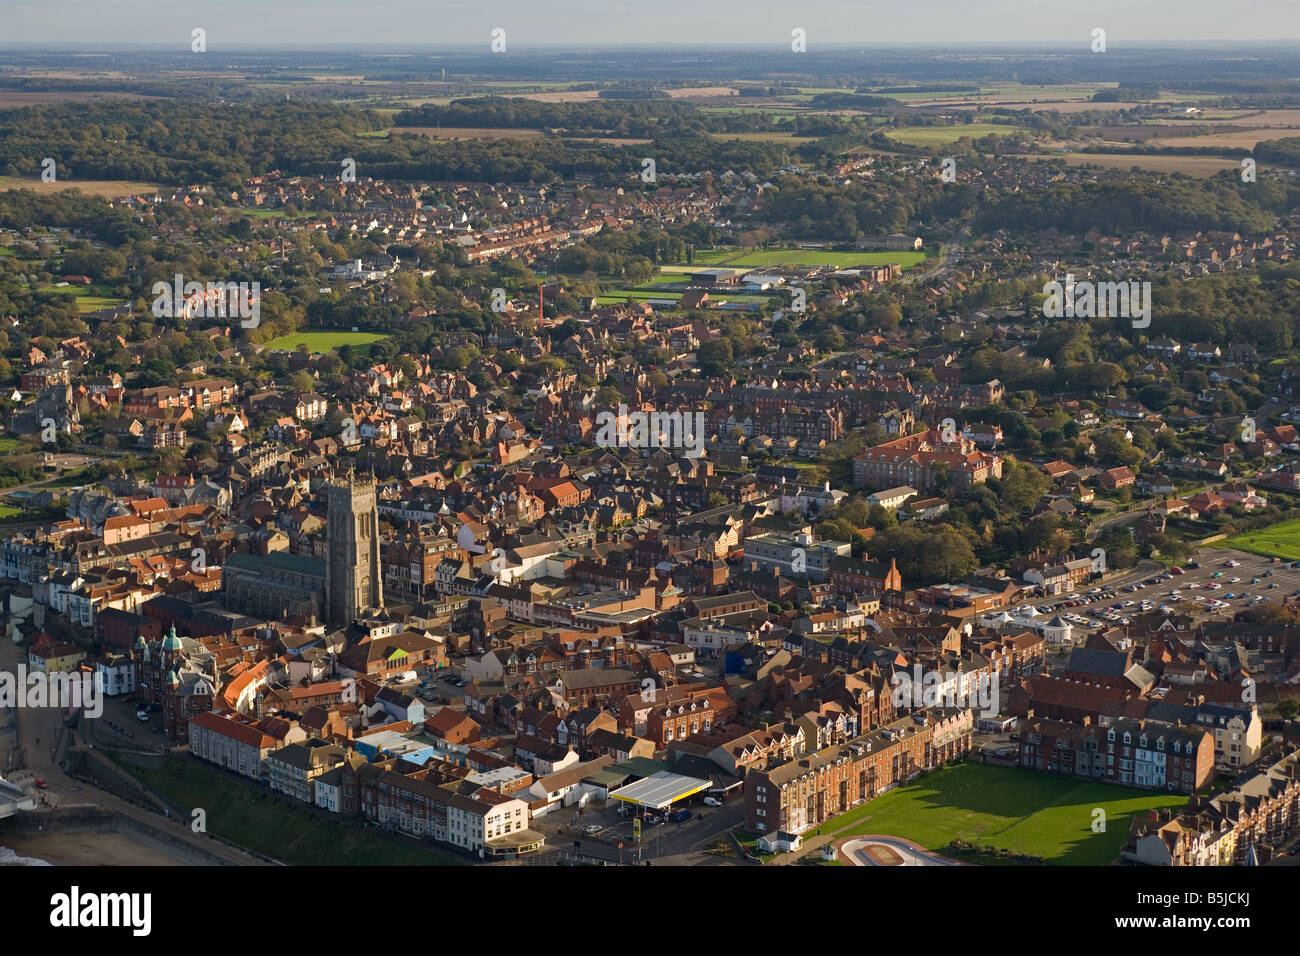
left=263, top=329, right=388, bottom=353
left=823, top=763, right=1189, bottom=865
left=240, top=207, right=321, bottom=219
left=116, top=756, right=464, bottom=866
left=886, top=123, right=1029, bottom=146
left=1218, top=519, right=1300, bottom=561
left=35, top=284, right=124, bottom=313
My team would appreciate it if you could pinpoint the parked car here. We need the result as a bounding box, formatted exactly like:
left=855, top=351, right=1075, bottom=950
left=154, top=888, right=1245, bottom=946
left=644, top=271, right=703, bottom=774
left=671, top=809, right=692, bottom=823
left=703, top=796, right=722, bottom=807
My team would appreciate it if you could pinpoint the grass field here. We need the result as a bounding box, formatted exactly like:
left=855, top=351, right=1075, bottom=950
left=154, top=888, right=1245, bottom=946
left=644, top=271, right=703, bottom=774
left=117, top=756, right=463, bottom=866
left=668, top=247, right=929, bottom=270
left=35, top=284, right=125, bottom=313
left=706, top=131, right=817, bottom=143
left=263, top=330, right=388, bottom=352
left=818, top=763, right=1189, bottom=865
left=885, top=123, right=1029, bottom=145
left=1218, top=519, right=1300, bottom=561
left=0, top=176, right=160, bottom=198
left=240, top=207, right=320, bottom=219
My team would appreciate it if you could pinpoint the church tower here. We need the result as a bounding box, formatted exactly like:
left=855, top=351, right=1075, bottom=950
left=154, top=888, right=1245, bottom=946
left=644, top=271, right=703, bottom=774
left=325, top=472, right=383, bottom=625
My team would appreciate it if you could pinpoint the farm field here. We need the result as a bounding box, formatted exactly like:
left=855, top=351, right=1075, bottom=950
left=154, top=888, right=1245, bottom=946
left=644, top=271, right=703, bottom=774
left=1018, top=152, right=1242, bottom=177
left=706, top=131, right=816, bottom=143
left=888, top=83, right=1106, bottom=105
left=1147, top=129, right=1297, bottom=150
left=0, top=91, right=159, bottom=107
left=389, top=126, right=547, bottom=140
left=820, top=763, right=1189, bottom=866
left=1218, top=519, right=1300, bottom=561
left=1190, top=109, right=1300, bottom=127
left=263, top=330, right=388, bottom=353
left=0, top=176, right=161, bottom=197
left=885, top=123, right=1029, bottom=145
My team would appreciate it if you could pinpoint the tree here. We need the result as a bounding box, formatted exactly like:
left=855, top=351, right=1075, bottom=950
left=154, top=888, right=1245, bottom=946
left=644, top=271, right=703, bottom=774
left=931, top=460, right=952, bottom=496
left=999, top=460, right=1049, bottom=512
left=697, top=339, right=733, bottom=376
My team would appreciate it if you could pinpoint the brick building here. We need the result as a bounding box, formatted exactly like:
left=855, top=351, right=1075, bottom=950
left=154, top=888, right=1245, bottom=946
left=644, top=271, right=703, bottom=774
left=1018, top=715, right=1214, bottom=793
left=743, top=708, right=973, bottom=833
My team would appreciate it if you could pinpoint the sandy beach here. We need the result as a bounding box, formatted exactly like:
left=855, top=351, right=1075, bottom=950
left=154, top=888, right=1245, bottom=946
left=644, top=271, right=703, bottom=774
left=0, top=830, right=188, bottom=866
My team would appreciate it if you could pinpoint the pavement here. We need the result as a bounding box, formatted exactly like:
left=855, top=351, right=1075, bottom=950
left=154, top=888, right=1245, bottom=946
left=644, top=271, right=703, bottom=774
left=525, top=798, right=747, bottom=866
left=1029, top=548, right=1300, bottom=638
left=837, top=835, right=960, bottom=866
left=0, top=635, right=269, bottom=865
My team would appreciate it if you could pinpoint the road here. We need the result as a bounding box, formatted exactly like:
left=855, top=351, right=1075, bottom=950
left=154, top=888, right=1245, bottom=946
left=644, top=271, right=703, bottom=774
left=900, top=227, right=967, bottom=288
left=524, top=799, right=748, bottom=866
left=0, top=636, right=270, bottom=865
left=1085, top=486, right=1212, bottom=536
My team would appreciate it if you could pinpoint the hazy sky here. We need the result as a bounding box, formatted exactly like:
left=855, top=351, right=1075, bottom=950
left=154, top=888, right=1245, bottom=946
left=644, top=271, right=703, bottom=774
left=2, top=0, right=1298, bottom=46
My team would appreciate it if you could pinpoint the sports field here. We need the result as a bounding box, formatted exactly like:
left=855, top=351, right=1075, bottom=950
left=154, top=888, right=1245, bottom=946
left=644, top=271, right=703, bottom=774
left=35, top=284, right=125, bottom=313
left=1218, top=519, right=1300, bottom=561
left=671, top=248, right=929, bottom=269
left=817, top=763, right=1189, bottom=865
left=263, top=330, right=388, bottom=352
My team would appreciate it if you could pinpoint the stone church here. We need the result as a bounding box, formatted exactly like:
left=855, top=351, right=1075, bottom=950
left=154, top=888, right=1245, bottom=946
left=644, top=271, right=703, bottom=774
left=325, top=472, right=384, bottom=625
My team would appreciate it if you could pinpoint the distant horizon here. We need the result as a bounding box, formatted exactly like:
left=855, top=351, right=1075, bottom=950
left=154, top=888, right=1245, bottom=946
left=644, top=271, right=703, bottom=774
left=2, top=0, right=1298, bottom=46
left=2, top=40, right=1300, bottom=50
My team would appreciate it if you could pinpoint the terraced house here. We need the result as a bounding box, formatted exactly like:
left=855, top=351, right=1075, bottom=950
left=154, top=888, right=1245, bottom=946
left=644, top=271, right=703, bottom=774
left=1017, top=715, right=1214, bottom=793
left=744, top=708, right=973, bottom=833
